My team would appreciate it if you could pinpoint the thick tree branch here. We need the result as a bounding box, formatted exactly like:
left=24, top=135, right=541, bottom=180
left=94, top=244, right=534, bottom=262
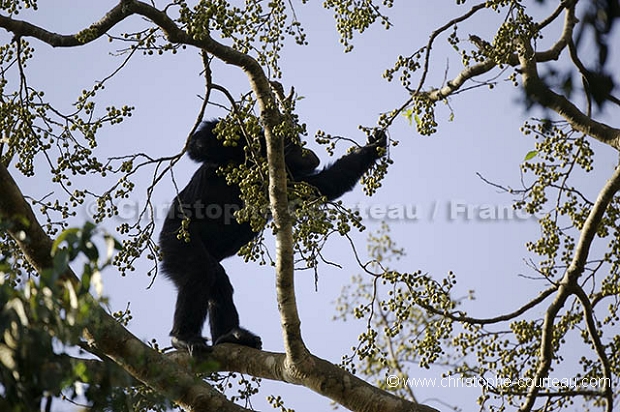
left=0, top=2, right=131, bottom=46
left=178, top=347, right=440, bottom=412
left=0, top=161, right=56, bottom=275
left=1, top=127, right=437, bottom=412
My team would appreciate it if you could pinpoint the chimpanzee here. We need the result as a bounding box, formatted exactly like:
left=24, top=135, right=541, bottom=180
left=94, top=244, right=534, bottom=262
left=159, top=119, right=387, bottom=354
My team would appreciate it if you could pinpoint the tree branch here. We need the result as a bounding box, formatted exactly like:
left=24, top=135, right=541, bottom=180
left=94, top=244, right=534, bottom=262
left=1, top=157, right=440, bottom=412
left=182, top=347, right=440, bottom=412
left=573, top=286, right=613, bottom=412
left=414, top=285, right=557, bottom=325
left=414, top=2, right=487, bottom=95
left=0, top=2, right=131, bottom=46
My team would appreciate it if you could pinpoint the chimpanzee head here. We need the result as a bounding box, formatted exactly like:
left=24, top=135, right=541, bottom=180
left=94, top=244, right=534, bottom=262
left=283, top=138, right=320, bottom=176
left=188, top=120, right=320, bottom=175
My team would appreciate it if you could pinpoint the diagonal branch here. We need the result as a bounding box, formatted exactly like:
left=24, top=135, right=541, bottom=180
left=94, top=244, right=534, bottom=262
left=0, top=2, right=131, bottom=46
left=414, top=1, right=488, bottom=95
left=424, top=0, right=573, bottom=103
left=573, top=286, right=613, bottom=412
left=204, top=347, right=439, bottom=412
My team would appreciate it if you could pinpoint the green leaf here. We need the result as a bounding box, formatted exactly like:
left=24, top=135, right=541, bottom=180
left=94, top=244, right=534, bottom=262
left=524, top=150, right=538, bottom=161
left=52, top=228, right=80, bottom=255
left=403, top=108, right=414, bottom=125
left=73, top=361, right=89, bottom=382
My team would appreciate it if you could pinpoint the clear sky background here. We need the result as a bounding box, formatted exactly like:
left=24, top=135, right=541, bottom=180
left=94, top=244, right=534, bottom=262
left=5, top=1, right=619, bottom=411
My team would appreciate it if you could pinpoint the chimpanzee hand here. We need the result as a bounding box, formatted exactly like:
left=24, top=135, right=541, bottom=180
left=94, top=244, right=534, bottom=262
left=367, top=128, right=387, bottom=149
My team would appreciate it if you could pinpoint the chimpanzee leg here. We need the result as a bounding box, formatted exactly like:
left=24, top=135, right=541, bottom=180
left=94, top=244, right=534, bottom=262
left=169, top=274, right=212, bottom=354
left=162, top=232, right=261, bottom=353
left=209, top=266, right=262, bottom=349
left=207, top=263, right=240, bottom=342
left=160, top=232, right=219, bottom=354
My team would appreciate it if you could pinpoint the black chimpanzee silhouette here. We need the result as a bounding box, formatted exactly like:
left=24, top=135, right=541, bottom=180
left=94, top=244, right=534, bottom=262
left=159, top=119, right=387, bottom=354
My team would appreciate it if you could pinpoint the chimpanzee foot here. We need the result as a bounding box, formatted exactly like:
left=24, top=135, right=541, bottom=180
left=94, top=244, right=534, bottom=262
left=214, top=327, right=262, bottom=350
left=171, top=335, right=212, bottom=356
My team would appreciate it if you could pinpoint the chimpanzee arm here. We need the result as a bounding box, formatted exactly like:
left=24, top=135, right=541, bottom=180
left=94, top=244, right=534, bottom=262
left=299, top=130, right=386, bottom=201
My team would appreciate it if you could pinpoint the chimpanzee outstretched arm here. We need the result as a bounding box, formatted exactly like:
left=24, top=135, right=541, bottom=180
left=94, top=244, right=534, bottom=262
left=300, top=129, right=386, bottom=200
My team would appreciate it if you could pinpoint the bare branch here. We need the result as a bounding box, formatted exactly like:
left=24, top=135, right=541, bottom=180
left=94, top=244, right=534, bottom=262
left=182, top=347, right=440, bottom=412
left=415, top=2, right=488, bottom=95
left=573, top=286, right=613, bottom=412
left=418, top=286, right=557, bottom=326
left=0, top=2, right=132, bottom=46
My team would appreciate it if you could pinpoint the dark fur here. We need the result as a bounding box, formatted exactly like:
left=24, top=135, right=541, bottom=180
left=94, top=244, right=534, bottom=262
left=159, top=120, right=386, bottom=354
